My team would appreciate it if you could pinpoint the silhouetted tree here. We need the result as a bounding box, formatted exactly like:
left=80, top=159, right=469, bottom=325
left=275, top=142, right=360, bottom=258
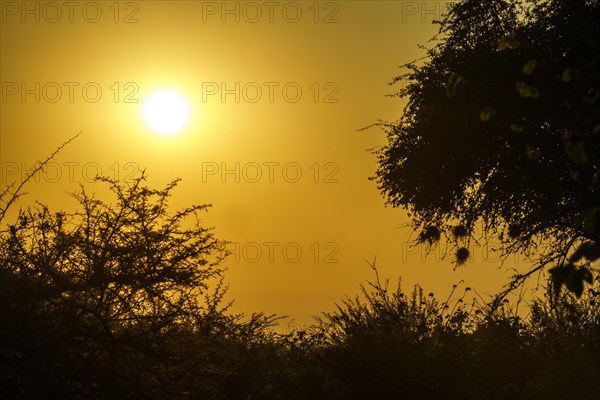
left=0, top=171, right=278, bottom=398
left=373, top=0, right=600, bottom=300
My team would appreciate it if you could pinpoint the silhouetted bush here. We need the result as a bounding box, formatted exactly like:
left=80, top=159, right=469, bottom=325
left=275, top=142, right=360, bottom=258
left=0, top=174, right=278, bottom=399
left=1, top=172, right=598, bottom=399
left=292, top=266, right=600, bottom=400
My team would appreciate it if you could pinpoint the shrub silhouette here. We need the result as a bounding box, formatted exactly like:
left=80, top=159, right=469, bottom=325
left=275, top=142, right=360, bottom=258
left=0, top=141, right=598, bottom=399
left=295, top=263, right=600, bottom=400
left=1, top=183, right=598, bottom=398
left=0, top=173, right=278, bottom=399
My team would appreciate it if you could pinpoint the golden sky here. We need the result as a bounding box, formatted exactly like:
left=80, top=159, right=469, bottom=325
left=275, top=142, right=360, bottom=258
left=0, top=1, right=536, bottom=325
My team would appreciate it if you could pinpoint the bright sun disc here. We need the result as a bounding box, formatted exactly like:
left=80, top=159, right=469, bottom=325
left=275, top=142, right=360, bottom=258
left=142, top=90, right=190, bottom=135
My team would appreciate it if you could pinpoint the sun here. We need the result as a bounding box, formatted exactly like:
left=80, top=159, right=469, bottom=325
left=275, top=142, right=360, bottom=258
left=141, top=89, right=191, bottom=135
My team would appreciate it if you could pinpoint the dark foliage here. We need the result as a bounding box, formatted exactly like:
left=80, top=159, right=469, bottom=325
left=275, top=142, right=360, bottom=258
left=299, top=268, right=600, bottom=400
left=0, top=172, right=598, bottom=399
left=373, top=0, right=600, bottom=297
left=0, top=174, right=279, bottom=399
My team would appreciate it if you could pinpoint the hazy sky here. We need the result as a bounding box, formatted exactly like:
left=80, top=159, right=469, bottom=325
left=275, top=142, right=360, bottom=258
left=0, top=1, right=536, bottom=325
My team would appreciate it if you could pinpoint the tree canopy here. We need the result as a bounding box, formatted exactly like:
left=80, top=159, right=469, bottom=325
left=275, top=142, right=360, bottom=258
left=374, top=0, right=600, bottom=298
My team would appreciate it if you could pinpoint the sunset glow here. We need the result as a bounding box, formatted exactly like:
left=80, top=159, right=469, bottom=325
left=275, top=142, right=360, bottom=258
left=141, top=90, right=190, bottom=135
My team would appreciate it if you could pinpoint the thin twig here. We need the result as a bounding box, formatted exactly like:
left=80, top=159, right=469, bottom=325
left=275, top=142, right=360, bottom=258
left=0, top=130, right=83, bottom=223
